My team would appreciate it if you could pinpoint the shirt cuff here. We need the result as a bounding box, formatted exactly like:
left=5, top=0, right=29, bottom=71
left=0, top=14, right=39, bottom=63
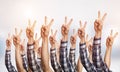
left=6, top=50, right=11, bottom=54
left=21, top=54, right=26, bottom=58
left=27, top=42, right=35, bottom=49
left=79, top=43, right=86, bottom=49
left=93, top=37, right=101, bottom=45
left=60, top=41, right=68, bottom=47
left=50, top=48, right=56, bottom=54
left=70, top=48, right=75, bottom=54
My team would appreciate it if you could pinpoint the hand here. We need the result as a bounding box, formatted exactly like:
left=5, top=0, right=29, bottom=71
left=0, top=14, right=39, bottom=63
left=106, top=30, right=118, bottom=48
left=41, top=16, right=54, bottom=39
left=78, top=21, right=87, bottom=43
left=26, top=20, right=36, bottom=42
left=13, top=28, right=22, bottom=48
left=94, top=11, right=107, bottom=38
left=20, top=39, right=25, bottom=54
left=6, top=34, right=12, bottom=50
left=86, top=34, right=93, bottom=54
left=34, top=33, right=41, bottom=52
left=61, top=17, right=73, bottom=41
left=70, top=29, right=77, bottom=48
left=49, top=29, right=57, bottom=48
left=38, top=47, right=42, bottom=58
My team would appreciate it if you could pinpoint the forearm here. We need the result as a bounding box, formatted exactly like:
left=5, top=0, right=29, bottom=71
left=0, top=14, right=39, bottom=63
left=104, top=48, right=112, bottom=68
left=15, top=49, right=26, bottom=72
left=92, top=37, right=102, bottom=68
left=80, top=43, right=96, bottom=72
left=5, top=49, right=17, bottom=72
left=77, top=58, right=83, bottom=72
left=50, top=48, right=62, bottom=72
left=21, top=54, right=28, bottom=72
left=69, top=48, right=76, bottom=69
left=42, top=38, right=51, bottom=72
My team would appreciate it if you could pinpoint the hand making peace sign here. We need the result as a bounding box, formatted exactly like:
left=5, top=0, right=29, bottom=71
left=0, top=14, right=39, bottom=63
left=13, top=28, right=22, bottom=47
left=70, top=29, right=77, bottom=48
left=41, top=16, right=54, bottom=39
left=78, top=21, right=87, bottom=43
left=6, top=33, right=12, bottom=50
left=49, top=29, right=57, bottom=48
left=61, top=17, right=73, bottom=41
left=94, top=11, right=107, bottom=38
left=26, top=20, right=36, bottom=41
left=106, top=30, right=118, bottom=48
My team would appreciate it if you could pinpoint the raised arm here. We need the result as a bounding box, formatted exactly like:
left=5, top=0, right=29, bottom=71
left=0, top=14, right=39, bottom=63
left=19, top=39, right=29, bottom=72
left=5, top=34, right=17, bottom=72
left=13, top=28, right=26, bottom=72
left=49, top=30, right=63, bottom=72
left=26, top=20, right=41, bottom=72
left=60, top=17, right=74, bottom=72
left=41, top=16, right=54, bottom=72
left=92, top=11, right=111, bottom=72
left=69, top=29, right=77, bottom=71
left=78, top=21, right=96, bottom=72
left=104, top=30, right=118, bottom=68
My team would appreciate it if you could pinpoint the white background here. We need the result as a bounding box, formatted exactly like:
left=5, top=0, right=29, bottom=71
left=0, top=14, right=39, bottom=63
left=0, top=0, right=120, bottom=71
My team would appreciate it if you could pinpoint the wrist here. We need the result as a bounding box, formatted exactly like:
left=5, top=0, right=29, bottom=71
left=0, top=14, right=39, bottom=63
left=62, top=36, right=68, bottom=41
left=51, top=44, right=56, bottom=49
left=95, top=32, right=101, bottom=38
left=71, top=44, right=76, bottom=49
left=28, top=38, right=34, bottom=44
left=80, top=38, right=85, bottom=44
left=6, top=47, right=11, bottom=50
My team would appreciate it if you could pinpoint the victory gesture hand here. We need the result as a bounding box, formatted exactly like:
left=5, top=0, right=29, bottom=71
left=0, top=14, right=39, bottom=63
left=6, top=34, right=12, bottom=50
left=41, top=16, right=54, bottom=39
left=85, top=35, right=93, bottom=54
left=34, top=33, right=41, bottom=52
left=26, top=20, right=36, bottom=41
left=20, top=39, right=25, bottom=54
left=70, top=29, right=77, bottom=48
left=49, top=29, right=57, bottom=48
left=13, top=28, right=22, bottom=47
left=61, top=17, right=73, bottom=41
left=106, top=30, right=118, bottom=48
left=94, top=11, right=107, bottom=38
left=78, top=21, right=87, bottom=43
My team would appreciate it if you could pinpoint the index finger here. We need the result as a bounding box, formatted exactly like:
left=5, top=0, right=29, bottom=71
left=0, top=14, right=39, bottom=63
left=110, top=30, right=113, bottom=36
left=65, top=16, right=67, bottom=24
left=45, top=16, right=47, bottom=25
left=79, top=20, right=82, bottom=28
left=98, top=11, right=101, bottom=19
left=19, top=29, right=22, bottom=36
left=15, top=28, right=18, bottom=35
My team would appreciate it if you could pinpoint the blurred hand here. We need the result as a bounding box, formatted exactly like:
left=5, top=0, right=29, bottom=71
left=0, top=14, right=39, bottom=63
left=94, top=11, right=107, bottom=38
left=78, top=21, right=87, bottom=43
left=26, top=20, right=36, bottom=41
left=20, top=39, right=25, bottom=54
left=106, top=30, right=118, bottom=48
left=6, top=34, right=12, bottom=50
left=70, top=29, right=77, bottom=48
left=61, top=17, right=73, bottom=41
left=34, top=33, right=41, bottom=52
left=13, top=28, right=22, bottom=48
left=49, top=29, right=57, bottom=48
left=41, top=16, right=54, bottom=39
